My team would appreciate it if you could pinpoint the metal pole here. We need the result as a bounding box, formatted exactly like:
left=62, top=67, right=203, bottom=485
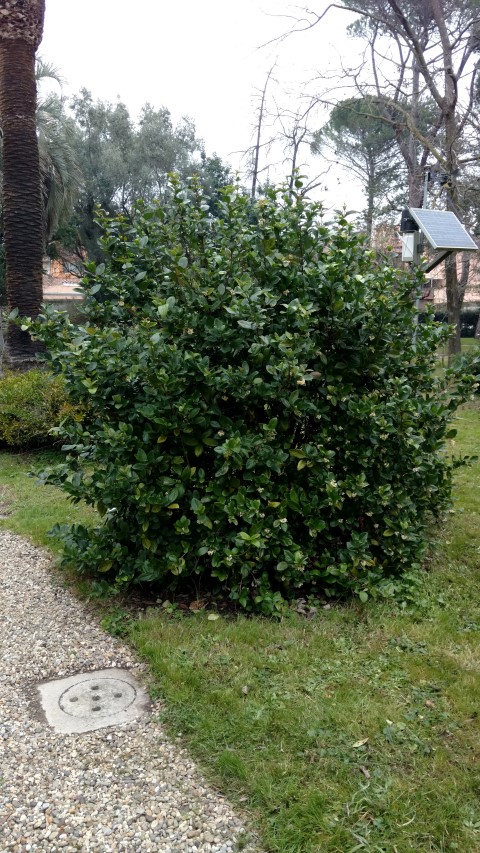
left=413, top=169, right=431, bottom=348
left=422, top=168, right=430, bottom=209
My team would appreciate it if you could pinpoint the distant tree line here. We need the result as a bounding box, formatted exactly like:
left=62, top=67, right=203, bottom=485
left=55, top=89, right=232, bottom=266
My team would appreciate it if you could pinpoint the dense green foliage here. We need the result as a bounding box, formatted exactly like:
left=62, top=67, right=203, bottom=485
left=0, top=369, right=82, bottom=449
left=27, top=179, right=479, bottom=611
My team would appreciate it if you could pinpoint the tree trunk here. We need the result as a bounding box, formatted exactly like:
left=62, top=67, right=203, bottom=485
left=0, top=1, right=45, bottom=366
left=365, top=152, right=375, bottom=243
left=251, top=65, right=274, bottom=200
left=429, top=0, right=462, bottom=361
left=288, top=138, right=301, bottom=195
left=406, top=57, right=424, bottom=207
left=445, top=113, right=463, bottom=361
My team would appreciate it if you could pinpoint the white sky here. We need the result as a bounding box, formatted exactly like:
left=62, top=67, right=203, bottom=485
left=40, top=0, right=364, bottom=210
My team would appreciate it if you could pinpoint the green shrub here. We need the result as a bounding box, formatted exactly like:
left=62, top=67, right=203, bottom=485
left=0, top=369, right=82, bottom=449
left=432, top=309, right=480, bottom=337
left=26, top=178, right=480, bottom=611
left=450, top=349, right=480, bottom=395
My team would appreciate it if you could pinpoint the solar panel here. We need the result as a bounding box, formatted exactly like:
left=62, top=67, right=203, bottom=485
left=408, top=208, right=477, bottom=251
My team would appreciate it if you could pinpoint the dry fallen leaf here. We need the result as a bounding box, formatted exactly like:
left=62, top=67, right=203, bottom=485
left=207, top=613, right=220, bottom=621
left=188, top=600, right=205, bottom=611
left=353, top=738, right=369, bottom=748
left=425, top=699, right=436, bottom=709
left=359, top=765, right=371, bottom=779
left=242, top=685, right=249, bottom=695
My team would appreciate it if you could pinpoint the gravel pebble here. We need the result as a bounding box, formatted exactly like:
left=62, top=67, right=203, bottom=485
left=0, top=531, right=260, bottom=852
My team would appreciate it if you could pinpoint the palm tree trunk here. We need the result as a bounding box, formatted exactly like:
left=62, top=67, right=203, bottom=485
left=0, top=3, right=45, bottom=365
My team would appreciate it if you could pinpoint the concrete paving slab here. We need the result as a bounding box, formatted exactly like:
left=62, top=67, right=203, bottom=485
left=37, top=668, right=149, bottom=734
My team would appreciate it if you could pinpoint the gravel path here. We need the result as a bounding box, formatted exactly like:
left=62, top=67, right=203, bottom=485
left=0, top=531, right=259, bottom=853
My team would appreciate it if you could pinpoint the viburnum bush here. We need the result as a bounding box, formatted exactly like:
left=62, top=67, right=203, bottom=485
left=27, top=178, right=479, bottom=612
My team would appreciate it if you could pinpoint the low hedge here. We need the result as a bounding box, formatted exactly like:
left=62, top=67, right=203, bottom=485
left=0, top=369, right=83, bottom=449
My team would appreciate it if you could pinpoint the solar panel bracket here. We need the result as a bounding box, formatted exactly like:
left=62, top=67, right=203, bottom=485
left=423, top=249, right=453, bottom=274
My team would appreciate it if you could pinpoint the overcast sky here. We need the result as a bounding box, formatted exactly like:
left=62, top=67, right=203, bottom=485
left=40, top=0, right=364, bottom=209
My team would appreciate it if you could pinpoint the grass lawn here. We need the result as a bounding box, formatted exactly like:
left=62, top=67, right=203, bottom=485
left=0, top=449, right=95, bottom=544
left=0, top=401, right=479, bottom=852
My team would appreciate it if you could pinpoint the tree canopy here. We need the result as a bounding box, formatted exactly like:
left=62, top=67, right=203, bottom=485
left=312, top=97, right=401, bottom=240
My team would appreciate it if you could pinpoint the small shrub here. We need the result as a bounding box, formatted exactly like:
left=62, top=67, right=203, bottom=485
left=432, top=309, right=480, bottom=337
left=450, top=349, right=480, bottom=395
left=0, top=369, right=82, bottom=449
left=26, top=178, right=479, bottom=611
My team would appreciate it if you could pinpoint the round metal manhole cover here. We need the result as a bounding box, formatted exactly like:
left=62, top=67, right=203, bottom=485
left=59, top=677, right=137, bottom=719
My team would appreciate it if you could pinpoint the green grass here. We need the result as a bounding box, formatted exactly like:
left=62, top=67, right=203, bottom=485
left=1, top=403, right=479, bottom=851
left=0, top=450, right=95, bottom=546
